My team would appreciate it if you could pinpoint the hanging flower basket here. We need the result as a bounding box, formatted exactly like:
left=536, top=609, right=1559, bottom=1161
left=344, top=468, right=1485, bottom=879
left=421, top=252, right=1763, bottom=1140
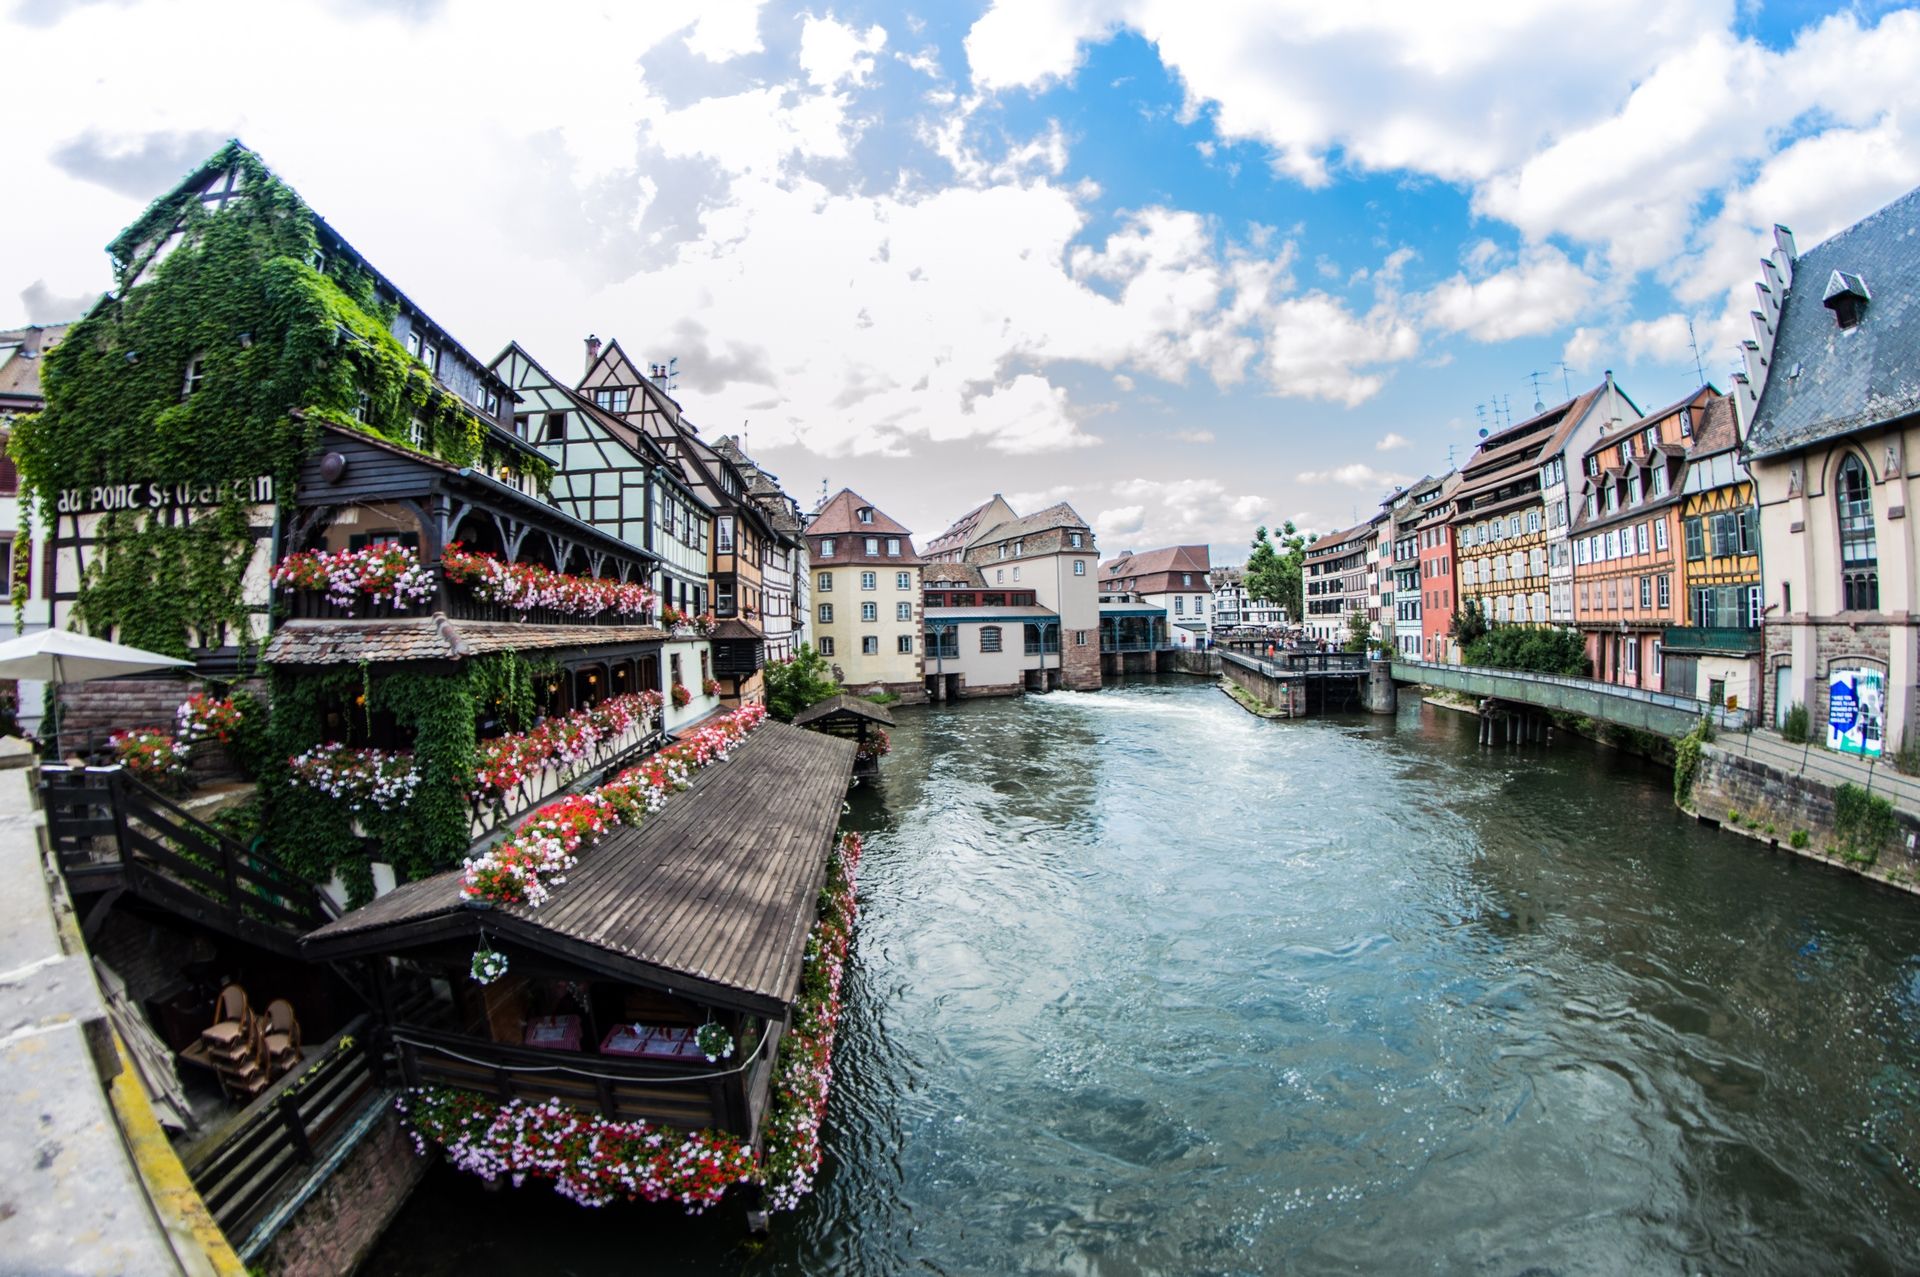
left=670, top=683, right=692, bottom=709
left=471, top=943, right=509, bottom=985
left=696, top=1022, right=735, bottom=1062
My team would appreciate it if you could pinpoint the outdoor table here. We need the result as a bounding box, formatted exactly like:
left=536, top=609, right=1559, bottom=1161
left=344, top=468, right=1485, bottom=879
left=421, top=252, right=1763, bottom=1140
left=524, top=1014, right=581, bottom=1052
left=598, top=1024, right=707, bottom=1061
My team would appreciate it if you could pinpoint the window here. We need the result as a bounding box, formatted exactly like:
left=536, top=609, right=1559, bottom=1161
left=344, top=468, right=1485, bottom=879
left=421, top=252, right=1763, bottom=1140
left=1684, top=516, right=1704, bottom=560
left=857, top=507, right=874, bottom=524
left=820, top=637, right=835, bottom=657
left=862, top=636, right=879, bottom=655
left=1625, top=639, right=1638, bottom=676
left=863, top=537, right=879, bottom=555
left=1738, top=506, right=1758, bottom=555
left=592, top=388, right=629, bottom=413
left=422, top=343, right=440, bottom=374
left=1605, top=485, right=1619, bottom=513
left=996, top=569, right=1004, bottom=584
left=980, top=626, right=1002, bottom=653
left=717, top=584, right=735, bottom=614
left=1710, top=512, right=1740, bottom=557
left=1655, top=520, right=1669, bottom=552
left=896, top=602, right=912, bottom=621
left=927, top=628, right=958, bottom=658
left=1076, top=630, right=1088, bottom=646
left=1070, top=532, right=1083, bottom=548
left=1527, top=509, right=1540, bottom=533
left=1749, top=585, right=1764, bottom=628
left=717, top=516, right=735, bottom=553
left=405, top=332, right=421, bottom=359
left=1653, top=640, right=1663, bottom=677
left=887, top=538, right=901, bottom=556
left=543, top=412, right=566, bottom=442
left=485, top=392, right=500, bottom=417
left=182, top=355, right=205, bottom=398
left=818, top=572, right=832, bottom=591
left=1174, top=597, right=1185, bottom=614
left=861, top=571, right=877, bottom=590
left=860, top=602, right=878, bottom=622
left=1640, top=577, right=1652, bottom=609
left=898, top=634, right=914, bottom=654
left=1651, top=465, right=1667, bottom=496
left=1658, top=575, right=1670, bottom=609
left=408, top=418, right=425, bottom=447
left=1605, top=530, right=1619, bottom=559
left=357, top=392, right=372, bottom=423
left=1637, top=523, right=1650, bottom=555
left=897, top=571, right=911, bottom=590
left=818, top=603, right=834, bottom=623
left=820, top=538, right=836, bottom=557
left=1074, top=560, right=1087, bottom=576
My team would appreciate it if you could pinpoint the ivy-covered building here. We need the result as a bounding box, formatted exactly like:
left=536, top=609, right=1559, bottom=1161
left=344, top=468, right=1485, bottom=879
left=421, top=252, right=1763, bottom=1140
left=15, top=141, right=679, bottom=895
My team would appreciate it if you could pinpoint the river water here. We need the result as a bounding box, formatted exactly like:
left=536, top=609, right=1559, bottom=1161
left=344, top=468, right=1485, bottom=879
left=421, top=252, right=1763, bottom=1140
left=364, top=678, right=1920, bottom=1275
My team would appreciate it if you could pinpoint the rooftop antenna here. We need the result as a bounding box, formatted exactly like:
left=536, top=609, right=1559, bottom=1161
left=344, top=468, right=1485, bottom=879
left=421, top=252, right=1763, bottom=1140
left=1686, top=317, right=1706, bottom=386
left=1475, top=402, right=1488, bottom=429
left=1526, top=370, right=1548, bottom=413
left=648, top=356, right=679, bottom=393
left=1553, top=360, right=1576, bottom=399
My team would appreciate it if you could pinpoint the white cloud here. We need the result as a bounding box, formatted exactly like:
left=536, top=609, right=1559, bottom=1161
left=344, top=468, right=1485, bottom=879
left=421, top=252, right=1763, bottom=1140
left=1097, top=477, right=1272, bottom=550
left=1294, top=462, right=1411, bottom=490
left=799, top=13, right=887, bottom=88
left=1261, top=291, right=1419, bottom=405
left=1172, top=428, right=1215, bottom=443
left=1621, top=313, right=1694, bottom=366
left=685, top=0, right=768, bottom=61
left=1562, top=326, right=1604, bottom=371
left=1422, top=246, right=1597, bottom=343
left=1375, top=431, right=1410, bottom=451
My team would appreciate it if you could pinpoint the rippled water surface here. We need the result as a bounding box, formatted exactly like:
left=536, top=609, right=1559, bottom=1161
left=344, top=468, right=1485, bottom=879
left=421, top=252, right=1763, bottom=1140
left=364, top=679, right=1920, bottom=1275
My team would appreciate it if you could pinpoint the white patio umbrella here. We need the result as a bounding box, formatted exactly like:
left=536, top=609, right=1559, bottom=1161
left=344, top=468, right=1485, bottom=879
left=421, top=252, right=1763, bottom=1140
left=0, top=629, right=191, bottom=754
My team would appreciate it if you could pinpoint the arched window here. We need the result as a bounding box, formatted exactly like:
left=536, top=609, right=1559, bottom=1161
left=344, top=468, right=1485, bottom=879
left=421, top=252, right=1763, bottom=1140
left=979, top=626, right=1003, bottom=653
left=1838, top=454, right=1879, bottom=610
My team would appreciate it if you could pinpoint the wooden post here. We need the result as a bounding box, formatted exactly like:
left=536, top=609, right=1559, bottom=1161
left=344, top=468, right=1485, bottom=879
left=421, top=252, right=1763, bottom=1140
left=277, top=1091, right=315, bottom=1163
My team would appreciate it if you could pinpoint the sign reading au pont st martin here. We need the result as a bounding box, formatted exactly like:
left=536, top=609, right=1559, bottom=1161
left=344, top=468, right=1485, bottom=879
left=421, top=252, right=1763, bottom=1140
left=54, top=476, right=274, bottom=516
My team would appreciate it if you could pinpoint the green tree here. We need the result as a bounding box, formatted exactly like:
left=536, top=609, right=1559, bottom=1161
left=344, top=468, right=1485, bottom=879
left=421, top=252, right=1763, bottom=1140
left=763, top=643, right=842, bottom=722
left=1246, top=520, right=1312, bottom=621
left=1449, top=599, right=1488, bottom=648
left=1343, top=610, right=1372, bottom=653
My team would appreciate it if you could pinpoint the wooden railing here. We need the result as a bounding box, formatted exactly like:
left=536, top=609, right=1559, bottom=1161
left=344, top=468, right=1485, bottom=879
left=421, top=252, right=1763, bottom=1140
left=185, top=1018, right=382, bottom=1236
left=393, top=1025, right=745, bottom=1133
left=40, top=767, right=335, bottom=953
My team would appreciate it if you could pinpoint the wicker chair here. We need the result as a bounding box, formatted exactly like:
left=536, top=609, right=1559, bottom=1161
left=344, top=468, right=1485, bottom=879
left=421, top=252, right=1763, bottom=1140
left=263, top=999, right=302, bottom=1077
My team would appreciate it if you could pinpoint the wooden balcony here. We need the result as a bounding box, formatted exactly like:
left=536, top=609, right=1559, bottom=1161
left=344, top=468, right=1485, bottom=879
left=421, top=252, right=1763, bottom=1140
left=281, top=565, right=656, bottom=629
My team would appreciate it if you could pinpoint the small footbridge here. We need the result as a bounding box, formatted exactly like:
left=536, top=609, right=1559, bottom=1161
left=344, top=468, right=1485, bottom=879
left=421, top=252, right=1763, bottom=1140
left=1389, top=660, right=1750, bottom=738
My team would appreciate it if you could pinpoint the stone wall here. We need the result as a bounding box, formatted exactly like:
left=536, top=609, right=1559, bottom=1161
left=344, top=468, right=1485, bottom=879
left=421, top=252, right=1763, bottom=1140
left=1687, top=745, right=1920, bottom=894
left=251, top=1107, right=428, bottom=1277
left=1221, top=658, right=1304, bottom=716
left=1061, top=639, right=1102, bottom=690
left=1165, top=651, right=1221, bottom=677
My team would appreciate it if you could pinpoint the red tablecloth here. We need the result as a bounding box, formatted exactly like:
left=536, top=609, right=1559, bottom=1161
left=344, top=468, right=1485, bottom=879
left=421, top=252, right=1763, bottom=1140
left=524, top=1014, right=581, bottom=1052
left=599, top=1024, right=707, bottom=1061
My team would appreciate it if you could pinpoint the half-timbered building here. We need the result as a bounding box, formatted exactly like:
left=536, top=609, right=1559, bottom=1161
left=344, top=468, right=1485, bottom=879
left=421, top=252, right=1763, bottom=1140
left=579, top=340, right=772, bottom=705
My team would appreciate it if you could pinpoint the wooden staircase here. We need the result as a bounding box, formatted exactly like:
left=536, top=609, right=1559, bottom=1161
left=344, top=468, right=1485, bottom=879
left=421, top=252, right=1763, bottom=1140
left=39, top=766, right=337, bottom=956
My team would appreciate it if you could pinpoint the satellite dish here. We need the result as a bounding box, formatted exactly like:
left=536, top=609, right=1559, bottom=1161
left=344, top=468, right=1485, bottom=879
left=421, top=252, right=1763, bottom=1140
left=1478, top=428, right=1489, bottom=438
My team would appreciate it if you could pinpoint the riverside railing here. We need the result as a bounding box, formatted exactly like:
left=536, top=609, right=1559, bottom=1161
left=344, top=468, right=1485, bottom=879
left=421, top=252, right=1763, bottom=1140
left=1392, top=659, right=1752, bottom=732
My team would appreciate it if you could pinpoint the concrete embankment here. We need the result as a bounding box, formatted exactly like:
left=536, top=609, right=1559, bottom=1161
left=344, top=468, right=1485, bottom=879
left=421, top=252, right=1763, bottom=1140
left=1684, top=742, right=1920, bottom=896
left=0, top=767, right=243, bottom=1275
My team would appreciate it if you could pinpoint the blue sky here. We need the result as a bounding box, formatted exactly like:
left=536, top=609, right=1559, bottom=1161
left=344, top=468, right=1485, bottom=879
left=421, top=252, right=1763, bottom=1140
left=5, top=0, right=1920, bottom=560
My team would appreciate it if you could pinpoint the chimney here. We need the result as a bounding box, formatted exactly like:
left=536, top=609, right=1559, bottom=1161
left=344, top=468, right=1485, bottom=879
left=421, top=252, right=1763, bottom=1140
left=584, top=333, right=601, bottom=374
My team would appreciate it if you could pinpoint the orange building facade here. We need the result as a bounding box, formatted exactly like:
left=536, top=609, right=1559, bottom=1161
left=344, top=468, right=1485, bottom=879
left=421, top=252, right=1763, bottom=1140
left=1570, top=387, right=1722, bottom=689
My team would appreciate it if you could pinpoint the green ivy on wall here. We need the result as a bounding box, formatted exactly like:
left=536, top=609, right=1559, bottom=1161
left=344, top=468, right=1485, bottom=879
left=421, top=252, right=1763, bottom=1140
left=10, top=141, right=550, bottom=657
left=262, top=651, right=549, bottom=899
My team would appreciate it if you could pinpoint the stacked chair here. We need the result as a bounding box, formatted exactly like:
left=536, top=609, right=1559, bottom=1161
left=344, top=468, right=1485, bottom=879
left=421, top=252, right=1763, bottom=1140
left=262, top=999, right=302, bottom=1078
left=199, top=984, right=269, bottom=1102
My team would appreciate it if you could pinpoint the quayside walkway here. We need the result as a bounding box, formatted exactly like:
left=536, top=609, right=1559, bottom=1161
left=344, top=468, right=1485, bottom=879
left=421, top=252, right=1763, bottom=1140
left=1391, top=659, right=1750, bottom=737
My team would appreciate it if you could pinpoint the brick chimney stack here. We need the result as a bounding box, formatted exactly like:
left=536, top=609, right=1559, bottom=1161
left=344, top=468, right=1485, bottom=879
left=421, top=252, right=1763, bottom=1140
left=584, top=333, right=601, bottom=375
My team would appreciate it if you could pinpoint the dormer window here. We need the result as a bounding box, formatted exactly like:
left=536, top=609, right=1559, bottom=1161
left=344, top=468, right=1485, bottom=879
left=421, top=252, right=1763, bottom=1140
left=405, top=332, right=421, bottom=360
left=858, top=507, right=874, bottom=524
left=421, top=343, right=440, bottom=374
left=1823, top=270, right=1871, bottom=330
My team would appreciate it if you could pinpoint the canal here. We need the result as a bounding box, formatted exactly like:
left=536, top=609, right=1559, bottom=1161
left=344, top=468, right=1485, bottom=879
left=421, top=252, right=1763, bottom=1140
left=365, top=677, right=1920, bottom=1274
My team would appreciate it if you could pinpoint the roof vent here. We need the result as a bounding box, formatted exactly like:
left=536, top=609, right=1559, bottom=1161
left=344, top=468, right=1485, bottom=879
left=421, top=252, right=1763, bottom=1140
left=1823, top=270, right=1870, bottom=329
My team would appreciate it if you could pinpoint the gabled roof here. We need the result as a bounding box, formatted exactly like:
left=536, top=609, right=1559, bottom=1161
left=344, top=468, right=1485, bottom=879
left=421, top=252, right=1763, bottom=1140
left=1098, top=544, right=1210, bottom=578
left=793, top=693, right=896, bottom=729
left=969, top=501, right=1092, bottom=546
left=925, top=495, right=1006, bottom=556
left=1688, top=393, right=1741, bottom=459
left=1302, top=522, right=1372, bottom=557
left=491, top=341, right=696, bottom=496
left=1747, top=184, right=1920, bottom=458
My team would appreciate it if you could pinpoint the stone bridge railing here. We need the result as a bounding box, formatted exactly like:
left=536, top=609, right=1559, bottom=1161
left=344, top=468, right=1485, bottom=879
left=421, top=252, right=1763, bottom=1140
left=1391, top=659, right=1750, bottom=737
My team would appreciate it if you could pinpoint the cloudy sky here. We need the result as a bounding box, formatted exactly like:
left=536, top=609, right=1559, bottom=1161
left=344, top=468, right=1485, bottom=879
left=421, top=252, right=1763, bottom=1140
left=6, top=0, right=1920, bottom=561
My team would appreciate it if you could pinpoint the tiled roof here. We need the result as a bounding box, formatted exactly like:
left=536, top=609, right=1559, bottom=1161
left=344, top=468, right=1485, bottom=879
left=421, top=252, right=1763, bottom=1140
left=1688, top=393, right=1740, bottom=458
left=805, top=488, right=924, bottom=564
left=1302, top=522, right=1372, bottom=557
left=0, top=324, right=71, bottom=403
left=1748, top=184, right=1920, bottom=458
left=261, top=618, right=667, bottom=665
left=924, top=562, right=986, bottom=587
left=708, top=618, right=764, bottom=641
left=1098, top=544, right=1210, bottom=578
left=792, top=693, right=895, bottom=728
left=925, top=496, right=1001, bottom=555
left=970, top=501, right=1091, bottom=545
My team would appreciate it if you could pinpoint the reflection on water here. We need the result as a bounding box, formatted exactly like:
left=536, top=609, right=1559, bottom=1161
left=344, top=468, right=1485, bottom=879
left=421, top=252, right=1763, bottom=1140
left=364, top=677, right=1920, bottom=1275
